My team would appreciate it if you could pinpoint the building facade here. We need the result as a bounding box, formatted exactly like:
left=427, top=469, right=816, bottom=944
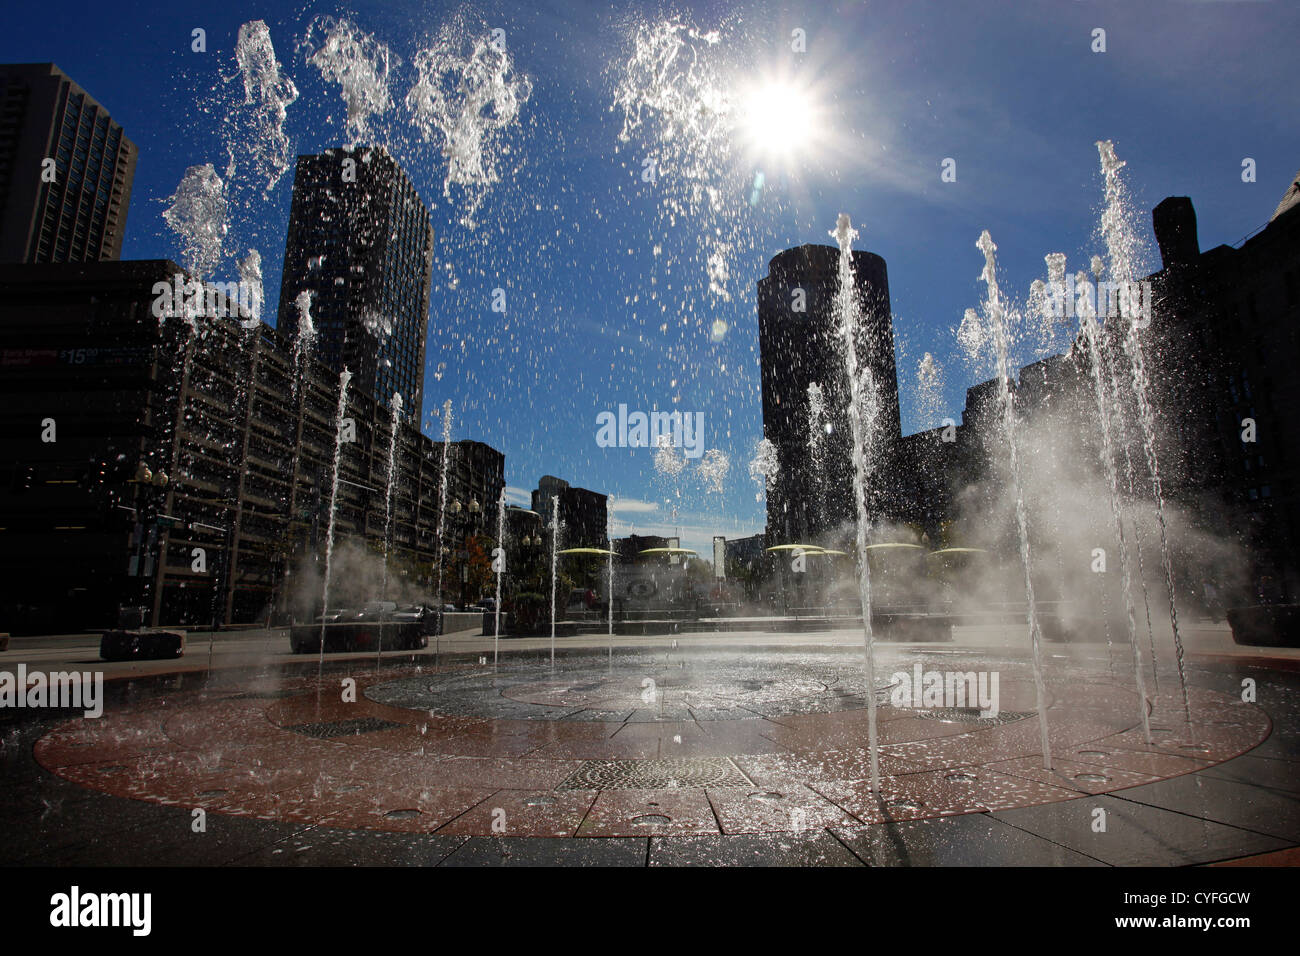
left=0, top=63, right=136, bottom=263
left=276, top=147, right=434, bottom=415
left=755, top=176, right=1300, bottom=607
left=532, top=475, right=609, bottom=549
left=0, top=260, right=502, bottom=632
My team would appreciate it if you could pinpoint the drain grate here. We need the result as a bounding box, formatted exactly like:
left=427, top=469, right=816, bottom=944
left=917, top=707, right=1034, bottom=726
left=558, top=757, right=749, bottom=791
left=287, top=717, right=403, bottom=739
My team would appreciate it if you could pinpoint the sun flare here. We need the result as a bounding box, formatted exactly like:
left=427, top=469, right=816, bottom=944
left=738, top=77, right=817, bottom=163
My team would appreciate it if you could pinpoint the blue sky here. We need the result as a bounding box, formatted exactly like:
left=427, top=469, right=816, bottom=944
left=6, top=0, right=1298, bottom=553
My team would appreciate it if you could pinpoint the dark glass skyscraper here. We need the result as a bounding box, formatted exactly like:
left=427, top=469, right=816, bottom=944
left=276, top=146, right=434, bottom=415
left=756, top=244, right=901, bottom=543
left=0, top=63, right=137, bottom=263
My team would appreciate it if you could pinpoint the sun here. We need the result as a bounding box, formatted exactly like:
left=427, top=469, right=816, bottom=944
left=736, top=75, right=818, bottom=165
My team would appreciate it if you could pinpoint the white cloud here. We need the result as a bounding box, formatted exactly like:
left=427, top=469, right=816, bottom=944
left=609, top=497, right=658, bottom=513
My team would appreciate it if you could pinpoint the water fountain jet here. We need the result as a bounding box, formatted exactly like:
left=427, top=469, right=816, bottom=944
left=975, top=230, right=1052, bottom=770
left=318, top=368, right=352, bottom=685
left=377, top=391, right=403, bottom=671
left=1096, top=140, right=1189, bottom=722
left=830, top=213, right=882, bottom=794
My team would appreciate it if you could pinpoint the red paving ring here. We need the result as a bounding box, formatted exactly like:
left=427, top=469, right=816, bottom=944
left=34, top=658, right=1270, bottom=838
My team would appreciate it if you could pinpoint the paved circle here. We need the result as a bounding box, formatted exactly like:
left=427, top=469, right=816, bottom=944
left=34, top=648, right=1271, bottom=838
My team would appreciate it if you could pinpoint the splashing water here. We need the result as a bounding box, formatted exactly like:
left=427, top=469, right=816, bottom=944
left=699, top=449, right=729, bottom=494
left=610, top=16, right=751, bottom=311
left=236, top=249, right=263, bottom=329
left=375, top=391, right=403, bottom=671
left=654, top=435, right=686, bottom=535
left=654, top=435, right=686, bottom=478
left=1104, top=331, right=1161, bottom=691
left=380, top=395, right=403, bottom=590
left=1096, top=140, right=1188, bottom=722
left=226, top=20, right=299, bottom=193
left=300, top=16, right=395, bottom=147
left=830, top=214, right=882, bottom=794
left=434, top=400, right=453, bottom=635
left=549, top=494, right=560, bottom=668
left=1025, top=251, right=1076, bottom=360
left=957, top=307, right=988, bottom=374
left=318, top=368, right=352, bottom=681
left=1070, top=256, right=1152, bottom=744
left=706, top=243, right=731, bottom=300
left=915, top=352, right=945, bottom=426
left=807, top=382, right=827, bottom=509
left=494, top=486, right=505, bottom=669
left=162, top=164, right=228, bottom=284
left=748, top=438, right=778, bottom=503
left=407, top=18, right=532, bottom=227
left=290, top=290, right=316, bottom=404
left=975, top=230, right=1052, bottom=770
left=612, top=18, right=731, bottom=190
left=606, top=494, right=616, bottom=656
left=361, top=307, right=394, bottom=339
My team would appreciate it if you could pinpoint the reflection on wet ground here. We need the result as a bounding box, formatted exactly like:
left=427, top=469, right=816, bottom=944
left=2, top=644, right=1297, bottom=865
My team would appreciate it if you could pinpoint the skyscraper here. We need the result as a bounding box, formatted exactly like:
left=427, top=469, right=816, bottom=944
left=533, top=475, right=609, bottom=549
left=276, top=146, right=435, bottom=414
left=756, top=244, right=901, bottom=543
left=0, top=63, right=137, bottom=263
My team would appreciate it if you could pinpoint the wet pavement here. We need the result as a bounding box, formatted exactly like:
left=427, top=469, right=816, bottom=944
left=1, top=639, right=1297, bottom=866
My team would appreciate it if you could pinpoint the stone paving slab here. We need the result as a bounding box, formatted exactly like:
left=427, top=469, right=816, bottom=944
left=438, top=836, right=649, bottom=867
left=233, top=828, right=469, bottom=867
left=1111, top=771, right=1300, bottom=843
left=649, top=831, right=863, bottom=866
left=988, top=793, right=1291, bottom=866
left=1197, top=752, right=1300, bottom=793
left=831, top=814, right=1108, bottom=866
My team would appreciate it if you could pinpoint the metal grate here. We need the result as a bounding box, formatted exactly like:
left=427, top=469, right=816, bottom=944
left=917, top=708, right=1034, bottom=727
left=558, top=757, right=750, bottom=791
left=287, top=717, right=404, bottom=739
